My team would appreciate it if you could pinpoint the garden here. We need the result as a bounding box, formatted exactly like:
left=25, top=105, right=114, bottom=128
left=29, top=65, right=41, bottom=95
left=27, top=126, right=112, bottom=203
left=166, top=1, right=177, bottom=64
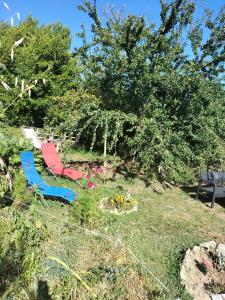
left=0, top=0, right=225, bottom=299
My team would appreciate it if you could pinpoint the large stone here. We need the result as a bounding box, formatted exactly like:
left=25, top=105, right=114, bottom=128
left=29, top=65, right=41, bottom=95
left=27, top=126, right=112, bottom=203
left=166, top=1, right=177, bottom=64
left=180, top=246, right=212, bottom=300
left=180, top=242, right=225, bottom=300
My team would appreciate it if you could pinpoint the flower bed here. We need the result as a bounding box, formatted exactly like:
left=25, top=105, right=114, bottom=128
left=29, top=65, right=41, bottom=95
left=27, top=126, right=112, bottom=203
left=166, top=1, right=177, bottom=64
left=100, top=193, right=138, bottom=215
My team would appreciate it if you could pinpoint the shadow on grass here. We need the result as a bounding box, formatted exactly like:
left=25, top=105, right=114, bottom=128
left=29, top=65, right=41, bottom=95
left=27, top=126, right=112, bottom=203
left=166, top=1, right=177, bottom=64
left=37, top=280, right=52, bottom=300
left=0, top=256, right=19, bottom=296
left=1, top=192, right=14, bottom=208
left=181, top=186, right=225, bottom=209
left=0, top=258, right=52, bottom=299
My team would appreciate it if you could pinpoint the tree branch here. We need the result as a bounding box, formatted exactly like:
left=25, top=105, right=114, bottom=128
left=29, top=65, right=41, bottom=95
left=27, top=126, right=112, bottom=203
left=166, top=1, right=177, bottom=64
left=160, top=0, right=184, bottom=35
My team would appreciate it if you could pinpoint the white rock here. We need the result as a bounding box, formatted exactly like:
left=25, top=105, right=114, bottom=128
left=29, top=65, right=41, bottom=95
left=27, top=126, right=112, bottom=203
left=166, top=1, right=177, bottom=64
left=200, top=241, right=217, bottom=251
left=216, top=244, right=225, bottom=257
left=211, top=295, right=225, bottom=300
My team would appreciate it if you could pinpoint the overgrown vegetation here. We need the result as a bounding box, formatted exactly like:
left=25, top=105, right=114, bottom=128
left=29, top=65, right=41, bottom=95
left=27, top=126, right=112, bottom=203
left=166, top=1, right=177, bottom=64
left=0, top=0, right=225, bottom=299
left=0, top=208, right=48, bottom=298
left=1, top=0, right=225, bottom=183
left=72, top=189, right=102, bottom=227
left=69, top=0, right=225, bottom=184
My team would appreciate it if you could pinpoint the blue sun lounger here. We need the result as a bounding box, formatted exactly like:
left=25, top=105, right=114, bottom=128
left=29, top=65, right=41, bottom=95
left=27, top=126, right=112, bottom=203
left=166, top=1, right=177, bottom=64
left=20, top=151, right=76, bottom=203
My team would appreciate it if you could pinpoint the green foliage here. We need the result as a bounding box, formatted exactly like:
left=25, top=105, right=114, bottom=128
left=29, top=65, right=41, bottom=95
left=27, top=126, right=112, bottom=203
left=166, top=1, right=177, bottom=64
left=1, top=1, right=225, bottom=184
left=72, top=190, right=102, bottom=227
left=66, top=0, right=225, bottom=184
left=0, top=131, right=33, bottom=165
left=11, top=172, right=34, bottom=205
left=0, top=209, right=48, bottom=296
left=84, top=265, right=127, bottom=296
left=64, top=102, right=134, bottom=155
left=0, top=16, right=81, bottom=127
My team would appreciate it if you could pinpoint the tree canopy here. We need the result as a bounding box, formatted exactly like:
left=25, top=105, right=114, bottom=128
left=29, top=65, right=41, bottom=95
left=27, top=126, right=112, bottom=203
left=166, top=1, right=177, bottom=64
left=0, top=16, right=80, bottom=126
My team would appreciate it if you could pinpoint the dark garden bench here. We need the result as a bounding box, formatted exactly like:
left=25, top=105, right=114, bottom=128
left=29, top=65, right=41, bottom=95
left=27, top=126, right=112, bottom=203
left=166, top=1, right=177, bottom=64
left=196, top=170, right=225, bottom=208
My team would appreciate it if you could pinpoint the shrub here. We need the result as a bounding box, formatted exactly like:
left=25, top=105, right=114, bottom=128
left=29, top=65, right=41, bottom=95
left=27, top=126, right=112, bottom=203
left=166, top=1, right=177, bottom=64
left=63, top=0, right=225, bottom=185
left=11, top=172, right=34, bottom=206
left=0, top=131, right=34, bottom=166
left=72, top=190, right=102, bottom=227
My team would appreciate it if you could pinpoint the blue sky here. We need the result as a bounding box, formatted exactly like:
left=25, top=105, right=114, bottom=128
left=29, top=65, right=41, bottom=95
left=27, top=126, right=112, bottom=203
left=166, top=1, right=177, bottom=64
left=0, top=0, right=224, bottom=49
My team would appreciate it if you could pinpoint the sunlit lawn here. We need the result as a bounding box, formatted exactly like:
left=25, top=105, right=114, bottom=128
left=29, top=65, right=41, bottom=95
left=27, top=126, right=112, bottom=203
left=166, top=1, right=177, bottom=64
left=29, top=149, right=225, bottom=299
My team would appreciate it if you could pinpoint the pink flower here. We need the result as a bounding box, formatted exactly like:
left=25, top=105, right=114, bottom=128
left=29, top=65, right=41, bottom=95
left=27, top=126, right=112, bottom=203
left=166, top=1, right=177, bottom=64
left=87, top=181, right=97, bottom=189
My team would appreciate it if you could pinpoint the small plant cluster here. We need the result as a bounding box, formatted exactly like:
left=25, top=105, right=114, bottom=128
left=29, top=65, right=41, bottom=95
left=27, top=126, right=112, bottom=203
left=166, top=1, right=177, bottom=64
left=72, top=190, right=101, bottom=227
left=107, top=193, right=137, bottom=212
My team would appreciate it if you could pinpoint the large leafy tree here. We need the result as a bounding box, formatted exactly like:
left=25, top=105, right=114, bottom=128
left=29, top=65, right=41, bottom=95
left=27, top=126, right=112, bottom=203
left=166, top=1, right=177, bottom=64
left=70, top=0, right=225, bottom=183
left=0, top=16, right=80, bottom=126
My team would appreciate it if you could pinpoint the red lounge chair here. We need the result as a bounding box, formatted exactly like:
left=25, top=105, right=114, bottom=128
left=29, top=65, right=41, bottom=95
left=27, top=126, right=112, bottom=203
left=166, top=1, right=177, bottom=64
left=41, top=142, right=83, bottom=180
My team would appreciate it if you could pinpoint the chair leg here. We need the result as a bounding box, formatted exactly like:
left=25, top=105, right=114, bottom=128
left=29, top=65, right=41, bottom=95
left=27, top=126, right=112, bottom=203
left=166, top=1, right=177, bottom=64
left=196, top=184, right=200, bottom=200
left=211, top=188, right=216, bottom=208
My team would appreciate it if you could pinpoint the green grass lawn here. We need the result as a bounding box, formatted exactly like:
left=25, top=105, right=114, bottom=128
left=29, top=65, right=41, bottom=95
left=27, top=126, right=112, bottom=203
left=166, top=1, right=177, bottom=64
left=1, top=149, right=225, bottom=299
left=42, top=178, right=225, bottom=298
